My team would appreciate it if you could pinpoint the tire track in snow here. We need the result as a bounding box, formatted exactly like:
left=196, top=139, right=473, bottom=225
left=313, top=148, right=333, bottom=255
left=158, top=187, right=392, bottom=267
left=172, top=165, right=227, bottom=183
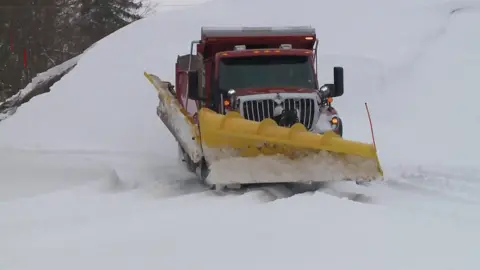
left=207, top=184, right=296, bottom=202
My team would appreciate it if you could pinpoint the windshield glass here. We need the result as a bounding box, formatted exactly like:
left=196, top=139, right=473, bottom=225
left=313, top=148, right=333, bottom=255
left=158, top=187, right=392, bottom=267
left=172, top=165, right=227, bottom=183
left=218, top=55, right=316, bottom=90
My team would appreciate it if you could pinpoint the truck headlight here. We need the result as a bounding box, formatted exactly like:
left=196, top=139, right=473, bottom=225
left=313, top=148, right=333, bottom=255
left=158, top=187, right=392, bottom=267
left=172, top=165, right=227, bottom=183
left=319, top=85, right=330, bottom=96
left=330, top=116, right=339, bottom=128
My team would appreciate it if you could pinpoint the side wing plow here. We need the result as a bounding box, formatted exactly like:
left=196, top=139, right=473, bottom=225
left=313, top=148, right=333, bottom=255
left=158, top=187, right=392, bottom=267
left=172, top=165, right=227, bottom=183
left=144, top=72, right=203, bottom=164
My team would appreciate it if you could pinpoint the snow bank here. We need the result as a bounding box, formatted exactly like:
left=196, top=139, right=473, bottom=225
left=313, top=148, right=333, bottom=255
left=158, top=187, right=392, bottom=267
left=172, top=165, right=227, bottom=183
left=0, top=55, right=81, bottom=121
left=385, top=4, right=480, bottom=167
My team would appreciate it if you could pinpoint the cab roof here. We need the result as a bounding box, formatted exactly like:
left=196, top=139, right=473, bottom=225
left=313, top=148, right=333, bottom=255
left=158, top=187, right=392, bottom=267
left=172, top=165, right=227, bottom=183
left=201, top=26, right=316, bottom=39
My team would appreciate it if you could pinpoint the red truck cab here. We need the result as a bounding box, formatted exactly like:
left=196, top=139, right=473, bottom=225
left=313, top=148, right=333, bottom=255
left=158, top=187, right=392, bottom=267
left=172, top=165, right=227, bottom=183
left=174, top=26, right=344, bottom=134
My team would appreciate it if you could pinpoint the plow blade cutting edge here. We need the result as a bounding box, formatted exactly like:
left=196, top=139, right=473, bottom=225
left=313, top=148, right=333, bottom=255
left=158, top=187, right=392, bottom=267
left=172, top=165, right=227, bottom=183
left=144, top=72, right=203, bottom=164
left=199, top=108, right=383, bottom=185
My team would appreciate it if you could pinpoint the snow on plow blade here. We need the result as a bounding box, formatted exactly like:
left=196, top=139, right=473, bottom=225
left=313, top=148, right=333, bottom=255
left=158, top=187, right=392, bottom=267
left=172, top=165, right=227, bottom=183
left=144, top=72, right=203, bottom=163
left=199, top=108, right=383, bottom=184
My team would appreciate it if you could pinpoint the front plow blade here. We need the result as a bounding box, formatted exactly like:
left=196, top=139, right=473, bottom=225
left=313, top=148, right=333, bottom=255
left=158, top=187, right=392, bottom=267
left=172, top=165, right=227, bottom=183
left=144, top=72, right=203, bottom=163
left=198, top=108, right=383, bottom=185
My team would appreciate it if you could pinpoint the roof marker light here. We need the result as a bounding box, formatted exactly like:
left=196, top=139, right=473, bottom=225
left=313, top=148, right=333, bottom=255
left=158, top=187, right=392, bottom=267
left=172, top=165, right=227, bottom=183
left=234, top=45, right=246, bottom=50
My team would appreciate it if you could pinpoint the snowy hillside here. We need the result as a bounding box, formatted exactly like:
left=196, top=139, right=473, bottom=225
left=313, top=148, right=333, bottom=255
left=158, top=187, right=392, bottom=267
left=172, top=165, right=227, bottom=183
left=1, top=0, right=480, bottom=269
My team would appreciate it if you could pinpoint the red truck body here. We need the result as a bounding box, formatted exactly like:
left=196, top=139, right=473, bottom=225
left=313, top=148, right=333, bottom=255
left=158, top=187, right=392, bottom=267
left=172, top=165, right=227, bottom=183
left=174, top=26, right=320, bottom=117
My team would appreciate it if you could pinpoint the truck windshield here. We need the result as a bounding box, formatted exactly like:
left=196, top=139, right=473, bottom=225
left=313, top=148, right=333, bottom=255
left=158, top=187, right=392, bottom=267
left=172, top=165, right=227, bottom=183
left=218, top=55, right=316, bottom=90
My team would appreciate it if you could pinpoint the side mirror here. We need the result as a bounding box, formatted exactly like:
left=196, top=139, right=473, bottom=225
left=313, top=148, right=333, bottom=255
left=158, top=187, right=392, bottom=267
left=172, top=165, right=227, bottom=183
left=319, top=67, right=344, bottom=98
left=187, top=70, right=206, bottom=100
left=332, top=66, right=344, bottom=97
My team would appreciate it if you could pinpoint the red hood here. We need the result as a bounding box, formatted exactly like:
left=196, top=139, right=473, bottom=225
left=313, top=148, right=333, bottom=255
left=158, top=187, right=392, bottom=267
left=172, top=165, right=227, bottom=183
left=234, top=87, right=316, bottom=96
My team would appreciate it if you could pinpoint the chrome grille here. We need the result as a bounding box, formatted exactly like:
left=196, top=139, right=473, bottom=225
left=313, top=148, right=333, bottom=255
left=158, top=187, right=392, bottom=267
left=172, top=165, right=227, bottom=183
left=241, top=98, right=316, bottom=130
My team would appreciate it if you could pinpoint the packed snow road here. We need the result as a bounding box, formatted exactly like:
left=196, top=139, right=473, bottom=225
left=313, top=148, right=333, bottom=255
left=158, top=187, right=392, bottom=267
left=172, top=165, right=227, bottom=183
left=2, top=149, right=480, bottom=270
left=2, top=148, right=479, bottom=210
left=0, top=148, right=372, bottom=203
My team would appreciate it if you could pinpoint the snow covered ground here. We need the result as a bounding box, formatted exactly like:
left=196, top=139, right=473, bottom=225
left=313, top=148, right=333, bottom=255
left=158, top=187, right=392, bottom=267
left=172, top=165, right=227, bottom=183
left=1, top=0, right=480, bottom=269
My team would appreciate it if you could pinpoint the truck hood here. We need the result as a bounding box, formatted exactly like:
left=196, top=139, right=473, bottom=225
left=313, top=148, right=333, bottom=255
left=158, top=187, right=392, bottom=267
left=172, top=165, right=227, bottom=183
left=234, top=87, right=316, bottom=96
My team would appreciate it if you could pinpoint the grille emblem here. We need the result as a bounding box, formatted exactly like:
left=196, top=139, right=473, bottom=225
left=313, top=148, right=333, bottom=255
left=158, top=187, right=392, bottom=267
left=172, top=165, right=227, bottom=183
left=274, top=93, right=283, bottom=105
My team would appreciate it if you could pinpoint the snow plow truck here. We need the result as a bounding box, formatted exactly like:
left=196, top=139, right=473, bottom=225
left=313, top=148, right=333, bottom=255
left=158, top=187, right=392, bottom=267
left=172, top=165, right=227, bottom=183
left=144, top=26, right=383, bottom=190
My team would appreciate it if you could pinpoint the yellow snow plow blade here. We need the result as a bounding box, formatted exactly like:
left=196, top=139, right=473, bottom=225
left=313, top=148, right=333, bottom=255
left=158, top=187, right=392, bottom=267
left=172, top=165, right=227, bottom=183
left=199, top=108, right=383, bottom=183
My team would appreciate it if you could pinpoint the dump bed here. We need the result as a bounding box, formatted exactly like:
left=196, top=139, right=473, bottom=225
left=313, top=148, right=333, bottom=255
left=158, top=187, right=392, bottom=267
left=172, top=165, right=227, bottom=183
left=197, top=26, right=317, bottom=58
